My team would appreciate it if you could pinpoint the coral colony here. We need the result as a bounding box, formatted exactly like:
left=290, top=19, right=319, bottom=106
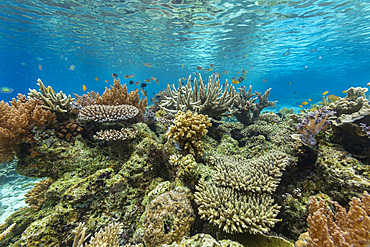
left=1, top=76, right=370, bottom=246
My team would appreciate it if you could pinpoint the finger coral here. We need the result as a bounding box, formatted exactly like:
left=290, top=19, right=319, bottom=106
left=160, top=74, right=236, bottom=119
left=166, top=110, right=212, bottom=156
left=0, top=94, right=56, bottom=163
left=307, top=191, right=370, bottom=247
left=294, top=107, right=335, bottom=146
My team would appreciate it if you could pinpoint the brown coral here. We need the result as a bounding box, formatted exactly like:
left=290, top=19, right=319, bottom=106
left=78, top=78, right=147, bottom=114
left=0, top=94, right=56, bottom=162
left=25, top=178, right=54, bottom=211
left=307, top=191, right=370, bottom=247
left=166, top=110, right=212, bottom=156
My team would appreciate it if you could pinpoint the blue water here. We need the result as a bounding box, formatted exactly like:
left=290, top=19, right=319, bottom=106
left=0, top=0, right=369, bottom=109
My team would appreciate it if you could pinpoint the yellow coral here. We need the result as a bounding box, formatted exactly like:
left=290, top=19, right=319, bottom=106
left=166, top=110, right=211, bottom=156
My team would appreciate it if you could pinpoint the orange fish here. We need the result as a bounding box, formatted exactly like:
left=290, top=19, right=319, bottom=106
left=105, top=80, right=108, bottom=83
left=143, top=63, right=153, bottom=68
left=231, top=79, right=239, bottom=85
left=151, top=76, right=156, bottom=81
left=322, top=91, right=329, bottom=95
left=263, top=79, right=267, bottom=82
left=298, top=105, right=303, bottom=107
left=144, top=79, right=151, bottom=83
left=82, top=85, right=86, bottom=91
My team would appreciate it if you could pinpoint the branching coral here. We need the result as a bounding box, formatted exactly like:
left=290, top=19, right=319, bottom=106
left=28, top=78, right=74, bottom=113
left=0, top=94, right=56, bottom=162
left=233, top=85, right=277, bottom=125
left=25, top=178, right=54, bottom=211
left=160, top=74, right=236, bottom=119
left=75, top=78, right=147, bottom=114
left=307, top=191, right=370, bottom=247
left=166, top=110, right=212, bottom=156
left=195, top=150, right=291, bottom=234
left=294, top=107, right=335, bottom=146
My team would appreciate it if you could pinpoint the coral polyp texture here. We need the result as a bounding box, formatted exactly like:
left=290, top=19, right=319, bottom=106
left=294, top=107, right=335, bottom=146
left=195, top=150, right=291, bottom=234
left=307, top=191, right=370, bottom=247
left=0, top=94, right=55, bottom=162
left=28, top=78, right=74, bottom=113
left=160, top=74, right=236, bottom=119
left=78, top=104, right=139, bottom=122
left=166, top=110, right=212, bottom=155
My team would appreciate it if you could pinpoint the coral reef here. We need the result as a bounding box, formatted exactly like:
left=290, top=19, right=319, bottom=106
left=293, top=107, right=335, bottom=146
left=54, top=118, right=84, bottom=141
left=307, top=191, right=370, bottom=247
left=28, top=78, right=74, bottom=113
left=25, top=178, right=53, bottom=211
left=166, top=110, right=212, bottom=156
left=73, top=222, right=123, bottom=247
left=78, top=104, right=139, bottom=122
left=143, top=188, right=195, bottom=247
left=0, top=94, right=56, bottom=162
left=233, top=85, right=277, bottom=125
left=160, top=74, right=236, bottom=119
left=195, top=150, right=291, bottom=234
left=93, top=127, right=138, bottom=141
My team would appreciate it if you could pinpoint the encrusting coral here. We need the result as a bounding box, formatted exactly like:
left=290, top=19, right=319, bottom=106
left=233, top=85, right=277, bottom=125
left=293, top=107, right=335, bottom=146
left=166, top=110, right=212, bottom=156
left=307, top=191, right=370, bottom=247
left=25, top=178, right=54, bottom=211
left=28, top=78, right=74, bottom=113
left=160, top=74, right=236, bottom=119
left=195, top=150, right=291, bottom=234
left=0, top=94, right=56, bottom=163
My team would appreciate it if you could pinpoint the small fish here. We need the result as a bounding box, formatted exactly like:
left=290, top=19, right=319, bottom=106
left=68, top=64, right=76, bottom=70
left=143, top=63, right=153, bottom=68
left=294, top=91, right=296, bottom=95
left=124, top=74, right=135, bottom=79
left=95, top=77, right=99, bottom=81
left=20, top=62, right=26, bottom=66
left=112, top=73, right=118, bottom=78
left=263, top=79, right=267, bottom=82
left=311, top=48, right=317, bottom=52
left=241, top=54, right=248, bottom=59
left=181, top=64, right=185, bottom=68
left=36, top=56, right=43, bottom=61
left=301, top=101, right=308, bottom=105
left=141, top=83, right=147, bottom=88
left=196, top=66, right=203, bottom=70
left=141, top=88, right=147, bottom=97
left=105, top=80, right=109, bottom=83
left=283, top=48, right=291, bottom=56
left=231, top=79, right=239, bottom=85
left=0, top=86, right=14, bottom=93
left=82, top=85, right=86, bottom=91
left=298, top=105, right=303, bottom=107
left=288, top=81, right=293, bottom=85
left=144, top=79, right=151, bottom=83
left=238, top=76, right=245, bottom=82
left=308, top=99, right=311, bottom=101
left=151, top=76, right=156, bottom=81
left=135, top=81, right=141, bottom=85
left=327, top=95, right=339, bottom=101
left=38, top=64, right=42, bottom=70
left=209, top=64, right=214, bottom=67
left=155, top=78, right=159, bottom=84
left=322, top=91, right=329, bottom=96
left=129, top=80, right=134, bottom=85
left=222, top=70, right=229, bottom=74
left=242, top=69, right=248, bottom=75
left=342, top=90, right=347, bottom=93
left=204, top=68, right=213, bottom=72
left=300, top=110, right=305, bottom=113
left=213, top=72, right=221, bottom=78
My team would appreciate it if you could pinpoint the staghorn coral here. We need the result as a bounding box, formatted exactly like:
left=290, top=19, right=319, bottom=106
left=166, top=110, right=212, bottom=156
left=93, top=127, right=138, bottom=141
left=195, top=150, right=291, bottom=234
left=233, top=85, right=277, bottom=125
left=143, top=188, right=195, bottom=247
left=77, top=78, right=147, bottom=114
left=307, top=191, right=370, bottom=247
left=78, top=104, right=139, bottom=122
left=293, top=107, right=335, bottom=146
left=28, top=78, right=74, bottom=113
left=25, top=178, right=54, bottom=211
left=160, top=74, right=236, bottom=119
left=0, top=94, right=56, bottom=163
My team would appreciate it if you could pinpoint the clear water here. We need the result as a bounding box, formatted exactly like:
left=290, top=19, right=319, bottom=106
left=0, top=0, right=370, bottom=109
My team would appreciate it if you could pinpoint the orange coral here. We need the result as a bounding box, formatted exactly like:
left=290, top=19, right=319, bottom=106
left=307, top=191, right=370, bottom=247
left=84, top=78, right=147, bottom=114
left=0, top=94, right=56, bottom=163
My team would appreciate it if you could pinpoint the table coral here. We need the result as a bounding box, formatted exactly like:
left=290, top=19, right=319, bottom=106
left=78, top=104, right=139, bottom=122
left=0, top=94, right=56, bottom=163
left=93, top=127, right=138, bottom=141
left=166, top=110, right=212, bottom=156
